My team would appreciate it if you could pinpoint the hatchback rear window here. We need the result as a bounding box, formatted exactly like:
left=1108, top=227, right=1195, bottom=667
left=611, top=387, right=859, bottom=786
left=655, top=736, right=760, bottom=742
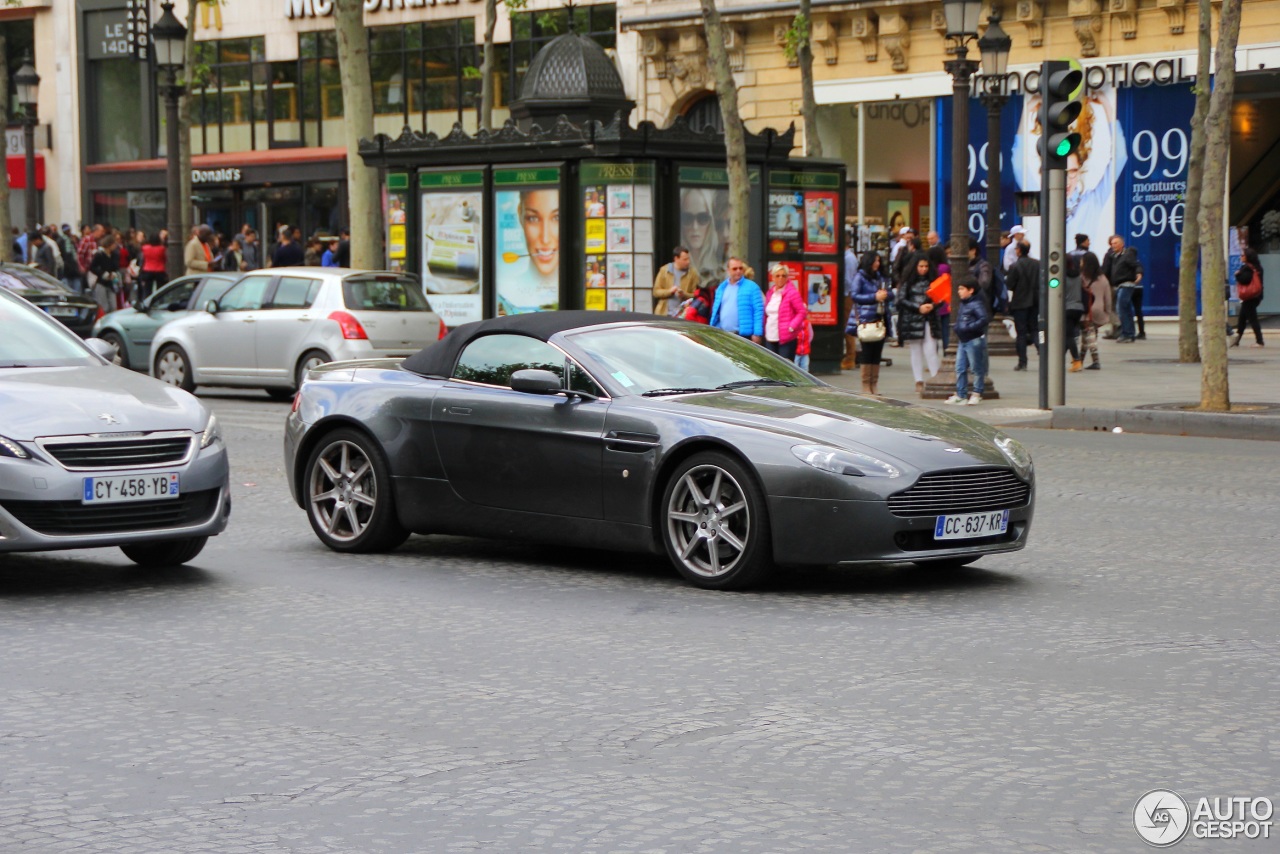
left=342, top=276, right=430, bottom=312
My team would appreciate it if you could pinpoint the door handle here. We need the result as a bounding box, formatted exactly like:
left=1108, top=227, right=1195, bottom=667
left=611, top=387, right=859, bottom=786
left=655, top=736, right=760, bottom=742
left=448, top=406, right=472, bottom=416
left=242, top=318, right=256, bottom=323
left=297, top=317, right=312, bottom=322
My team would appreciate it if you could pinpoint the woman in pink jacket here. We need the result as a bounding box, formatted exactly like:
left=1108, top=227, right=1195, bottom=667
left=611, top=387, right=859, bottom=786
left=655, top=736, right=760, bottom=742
left=763, top=264, right=808, bottom=361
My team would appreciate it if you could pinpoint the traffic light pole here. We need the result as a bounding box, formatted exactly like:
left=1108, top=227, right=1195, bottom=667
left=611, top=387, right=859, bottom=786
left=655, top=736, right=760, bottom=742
left=1036, top=59, right=1081, bottom=410
left=1042, top=166, right=1066, bottom=407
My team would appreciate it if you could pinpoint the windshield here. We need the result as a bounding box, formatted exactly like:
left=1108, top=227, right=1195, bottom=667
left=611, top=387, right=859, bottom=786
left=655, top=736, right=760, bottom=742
left=0, top=293, right=98, bottom=367
left=343, top=275, right=430, bottom=311
left=0, top=266, right=69, bottom=295
left=569, top=324, right=819, bottom=396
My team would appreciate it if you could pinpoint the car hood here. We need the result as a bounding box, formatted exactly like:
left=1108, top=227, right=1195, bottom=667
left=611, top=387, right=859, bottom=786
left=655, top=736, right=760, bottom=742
left=658, top=386, right=1010, bottom=469
left=0, top=365, right=208, bottom=440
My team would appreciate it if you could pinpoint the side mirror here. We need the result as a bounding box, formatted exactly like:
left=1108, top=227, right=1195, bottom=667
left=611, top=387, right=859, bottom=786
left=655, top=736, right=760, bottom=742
left=510, top=368, right=563, bottom=395
left=84, top=337, right=115, bottom=362
left=204, top=299, right=219, bottom=314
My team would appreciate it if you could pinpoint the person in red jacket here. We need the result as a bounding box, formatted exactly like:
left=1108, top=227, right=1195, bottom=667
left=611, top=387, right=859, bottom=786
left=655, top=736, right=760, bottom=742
left=138, top=232, right=168, bottom=303
left=763, top=264, right=807, bottom=361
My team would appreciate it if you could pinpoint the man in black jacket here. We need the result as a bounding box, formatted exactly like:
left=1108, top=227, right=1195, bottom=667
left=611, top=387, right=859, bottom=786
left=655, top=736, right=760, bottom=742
left=1005, top=241, right=1040, bottom=370
left=1103, top=234, right=1144, bottom=342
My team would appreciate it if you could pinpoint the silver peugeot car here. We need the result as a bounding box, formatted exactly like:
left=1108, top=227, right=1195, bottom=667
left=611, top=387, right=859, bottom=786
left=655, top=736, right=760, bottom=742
left=0, top=287, right=230, bottom=566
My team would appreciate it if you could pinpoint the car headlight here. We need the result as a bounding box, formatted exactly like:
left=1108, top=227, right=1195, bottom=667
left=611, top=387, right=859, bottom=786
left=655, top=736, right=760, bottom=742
left=791, top=444, right=900, bottom=478
left=0, top=434, right=30, bottom=459
left=199, top=413, right=222, bottom=449
left=994, top=434, right=1033, bottom=479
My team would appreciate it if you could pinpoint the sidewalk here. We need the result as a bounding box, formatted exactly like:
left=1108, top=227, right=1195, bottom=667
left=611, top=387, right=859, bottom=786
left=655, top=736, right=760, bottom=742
left=823, top=318, right=1280, bottom=440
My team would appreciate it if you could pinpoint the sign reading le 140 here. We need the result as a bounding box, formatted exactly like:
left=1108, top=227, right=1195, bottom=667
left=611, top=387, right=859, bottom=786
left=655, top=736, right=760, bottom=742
left=285, top=0, right=468, bottom=17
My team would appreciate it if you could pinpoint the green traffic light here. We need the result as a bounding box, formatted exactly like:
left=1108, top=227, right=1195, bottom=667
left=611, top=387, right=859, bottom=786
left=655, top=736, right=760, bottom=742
left=1049, top=278, right=1061, bottom=289
left=1054, top=138, right=1073, bottom=157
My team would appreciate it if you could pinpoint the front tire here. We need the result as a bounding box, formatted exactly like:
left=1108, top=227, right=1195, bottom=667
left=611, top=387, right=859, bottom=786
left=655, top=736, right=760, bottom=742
left=304, top=428, right=409, bottom=553
left=100, top=330, right=129, bottom=369
left=121, top=537, right=208, bottom=567
left=661, top=451, right=773, bottom=590
left=154, top=344, right=196, bottom=392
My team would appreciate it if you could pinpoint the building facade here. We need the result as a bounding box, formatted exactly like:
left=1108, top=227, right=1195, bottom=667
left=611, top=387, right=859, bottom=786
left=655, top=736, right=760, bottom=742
left=621, top=0, right=1280, bottom=316
left=75, top=0, right=624, bottom=240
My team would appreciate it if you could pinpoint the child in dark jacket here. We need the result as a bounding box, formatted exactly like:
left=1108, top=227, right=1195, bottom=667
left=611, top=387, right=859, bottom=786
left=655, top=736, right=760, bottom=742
left=948, top=279, right=991, bottom=405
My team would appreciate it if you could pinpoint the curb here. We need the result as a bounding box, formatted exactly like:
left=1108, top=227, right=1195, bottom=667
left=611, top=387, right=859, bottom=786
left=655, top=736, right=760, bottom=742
left=1049, top=406, right=1280, bottom=441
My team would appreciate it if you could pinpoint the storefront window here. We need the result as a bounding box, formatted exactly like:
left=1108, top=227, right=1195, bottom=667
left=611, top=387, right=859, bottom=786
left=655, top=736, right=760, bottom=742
left=365, top=20, right=477, bottom=137
left=188, top=36, right=269, bottom=154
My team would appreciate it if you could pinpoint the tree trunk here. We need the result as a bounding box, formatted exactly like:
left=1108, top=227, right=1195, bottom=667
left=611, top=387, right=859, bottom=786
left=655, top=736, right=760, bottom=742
left=334, top=0, right=381, bottom=270
left=797, top=0, right=821, bottom=157
left=1177, top=0, right=1211, bottom=363
left=480, top=0, right=498, bottom=131
left=0, top=36, right=11, bottom=263
left=179, top=0, right=198, bottom=244
left=699, top=0, right=749, bottom=269
left=1196, top=0, right=1242, bottom=411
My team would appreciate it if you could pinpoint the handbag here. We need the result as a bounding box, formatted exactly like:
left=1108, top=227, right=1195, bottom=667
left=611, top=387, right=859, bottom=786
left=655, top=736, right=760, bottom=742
left=856, top=301, right=887, bottom=342
left=857, top=319, right=886, bottom=342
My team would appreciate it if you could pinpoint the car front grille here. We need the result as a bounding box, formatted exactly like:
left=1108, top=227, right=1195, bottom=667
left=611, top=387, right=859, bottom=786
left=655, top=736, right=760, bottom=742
left=887, top=468, right=1031, bottom=518
left=38, top=433, right=195, bottom=471
left=2, top=489, right=219, bottom=536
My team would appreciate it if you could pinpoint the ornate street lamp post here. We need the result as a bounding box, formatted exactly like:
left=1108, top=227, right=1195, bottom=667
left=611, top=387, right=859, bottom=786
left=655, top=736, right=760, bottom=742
left=942, top=0, right=982, bottom=293
left=14, top=58, right=40, bottom=241
left=977, top=11, right=1013, bottom=274
left=152, top=2, right=188, bottom=281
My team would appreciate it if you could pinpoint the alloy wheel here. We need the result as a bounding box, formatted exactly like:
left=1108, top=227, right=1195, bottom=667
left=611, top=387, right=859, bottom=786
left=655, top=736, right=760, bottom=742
left=308, top=439, right=378, bottom=543
left=666, top=464, right=751, bottom=579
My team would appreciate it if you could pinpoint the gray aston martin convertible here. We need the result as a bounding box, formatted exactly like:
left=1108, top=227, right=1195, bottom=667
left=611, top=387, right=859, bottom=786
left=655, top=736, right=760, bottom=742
left=0, top=288, right=230, bottom=566
left=284, top=312, right=1034, bottom=589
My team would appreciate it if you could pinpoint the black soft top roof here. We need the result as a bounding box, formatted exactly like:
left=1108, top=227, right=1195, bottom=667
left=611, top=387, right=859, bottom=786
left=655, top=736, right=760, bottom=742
left=402, top=310, right=664, bottom=377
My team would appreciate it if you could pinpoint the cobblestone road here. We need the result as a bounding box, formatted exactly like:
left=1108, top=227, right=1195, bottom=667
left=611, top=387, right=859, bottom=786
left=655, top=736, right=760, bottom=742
left=2, top=393, right=1276, bottom=852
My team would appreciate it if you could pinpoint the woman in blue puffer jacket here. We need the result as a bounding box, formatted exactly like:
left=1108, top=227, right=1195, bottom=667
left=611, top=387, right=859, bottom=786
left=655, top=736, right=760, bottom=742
left=844, top=250, right=891, bottom=393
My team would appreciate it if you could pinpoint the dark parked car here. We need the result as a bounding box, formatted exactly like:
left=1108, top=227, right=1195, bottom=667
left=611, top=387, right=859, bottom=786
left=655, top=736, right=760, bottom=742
left=0, top=263, right=100, bottom=338
left=283, top=313, right=1035, bottom=590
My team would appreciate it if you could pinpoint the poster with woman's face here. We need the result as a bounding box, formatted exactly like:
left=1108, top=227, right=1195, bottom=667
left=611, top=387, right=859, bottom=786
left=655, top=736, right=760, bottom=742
left=496, top=186, right=560, bottom=314
left=420, top=189, right=483, bottom=326
left=680, top=187, right=729, bottom=285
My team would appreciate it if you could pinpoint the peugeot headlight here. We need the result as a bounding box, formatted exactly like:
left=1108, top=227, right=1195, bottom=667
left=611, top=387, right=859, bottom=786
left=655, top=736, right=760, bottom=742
left=199, top=413, right=222, bottom=449
left=0, top=434, right=30, bottom=459
left=994, top=434, right=1033, bottom=479
left=791, top=444, right=900, bottom=478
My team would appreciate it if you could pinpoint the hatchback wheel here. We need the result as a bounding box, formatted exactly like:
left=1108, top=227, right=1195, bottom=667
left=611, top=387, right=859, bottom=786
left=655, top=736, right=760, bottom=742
left=661, top=451, right=773, bottom=590
left=304, top=428, right=408, bottom=553
left=154, top=345, right=196, bottom=392
left=295, top=350, right=330, bottom=391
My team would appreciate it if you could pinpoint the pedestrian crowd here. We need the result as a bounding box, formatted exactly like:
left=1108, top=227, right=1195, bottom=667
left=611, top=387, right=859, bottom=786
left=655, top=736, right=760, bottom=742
left=11, top=221, right=352, bottom=317
left=651, top=216, right=1267, bottom=406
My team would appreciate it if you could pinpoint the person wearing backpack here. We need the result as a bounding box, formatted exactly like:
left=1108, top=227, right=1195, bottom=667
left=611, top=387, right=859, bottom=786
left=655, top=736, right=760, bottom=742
left=55, top=226, right=82, bottom=292
left=1232, top=247, right=1264, bottom=347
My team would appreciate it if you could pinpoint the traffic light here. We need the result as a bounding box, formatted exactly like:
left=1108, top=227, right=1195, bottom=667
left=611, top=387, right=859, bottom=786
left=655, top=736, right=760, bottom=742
left=1040, top=60, right=1083, bottom=170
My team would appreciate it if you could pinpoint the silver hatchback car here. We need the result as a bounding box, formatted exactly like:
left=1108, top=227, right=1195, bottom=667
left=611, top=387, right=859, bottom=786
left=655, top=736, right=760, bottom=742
left=0, top=288, right=230, bottom=566
left=149, top=268, right=443, bottom=398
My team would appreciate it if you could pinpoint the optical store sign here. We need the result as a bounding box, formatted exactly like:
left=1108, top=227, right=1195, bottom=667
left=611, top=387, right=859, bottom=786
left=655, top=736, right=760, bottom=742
left=285, top=0, right=477, bottom=17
